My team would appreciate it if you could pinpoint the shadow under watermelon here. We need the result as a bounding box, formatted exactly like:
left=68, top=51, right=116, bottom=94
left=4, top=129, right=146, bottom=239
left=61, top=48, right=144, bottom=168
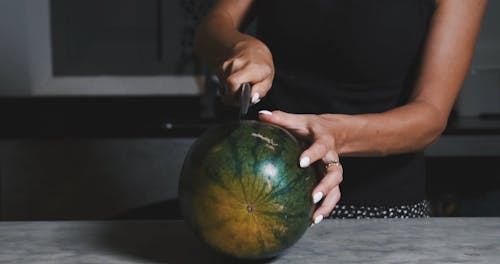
left=97, top=214, right=279, bottom=263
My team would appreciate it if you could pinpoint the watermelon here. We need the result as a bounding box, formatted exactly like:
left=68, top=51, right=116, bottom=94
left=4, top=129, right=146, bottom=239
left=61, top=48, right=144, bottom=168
left=179, top=120, right=317, bottom=259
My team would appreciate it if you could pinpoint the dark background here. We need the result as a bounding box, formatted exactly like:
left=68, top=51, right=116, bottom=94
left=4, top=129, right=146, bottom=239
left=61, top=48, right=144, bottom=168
left=0, top=0, right=499, bottom=220
left=51, top=0, right=202, bottom=75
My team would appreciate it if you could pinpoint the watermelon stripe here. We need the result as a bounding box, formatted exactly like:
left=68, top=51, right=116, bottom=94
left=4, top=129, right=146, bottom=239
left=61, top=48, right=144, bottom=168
left=251, top=213, right=268, bottom=252
left=202, top=176, right=240, bottom=202
left=252, top=180, right=270, bottom=206
left=257, top=172, right=289, bottom=204
left=256, top=212, right=291, bottom=248
left=256, top=142, right=300, bottom=201
left=267, top=184, right=292, bottom=201
left=228, top=135, right=250, bottom=203
left=248, top=137, right=261, bottom=202
left=258, top=211, right=310, bottom=219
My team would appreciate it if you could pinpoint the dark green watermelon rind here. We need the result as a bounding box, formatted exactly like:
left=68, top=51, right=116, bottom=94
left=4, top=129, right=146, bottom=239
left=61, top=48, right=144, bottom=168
left=179, top=121, right=317, bottom=259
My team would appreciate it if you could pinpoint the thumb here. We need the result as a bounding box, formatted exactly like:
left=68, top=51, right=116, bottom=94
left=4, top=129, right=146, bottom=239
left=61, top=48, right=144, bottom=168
left=258, top=110, right=309, bottom=137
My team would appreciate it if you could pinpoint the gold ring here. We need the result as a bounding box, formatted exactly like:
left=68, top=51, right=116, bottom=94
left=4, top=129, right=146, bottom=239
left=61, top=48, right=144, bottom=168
left=324, top=160, right=341, bottom=170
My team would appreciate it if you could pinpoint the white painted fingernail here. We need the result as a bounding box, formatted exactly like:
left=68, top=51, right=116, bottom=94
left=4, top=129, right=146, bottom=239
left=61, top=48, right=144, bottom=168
left=314, top=215, right=323, bottom=225
left=252, top=93, right=260, bottom=104
left=259, top=110, right=272, bottom=116
left=313, top=192, right=323, bottom=204
left=300, top=156, right=310, bottom=168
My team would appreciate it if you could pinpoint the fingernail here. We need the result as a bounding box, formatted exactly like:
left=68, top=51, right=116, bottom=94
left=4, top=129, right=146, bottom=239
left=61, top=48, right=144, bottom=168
left=259, top=110, right=272, bottom=116
left=300, top=156, right=310, bottom=168
left=313, top=192, right=323, bottom=204
left=314, top=215, right=323, bottom=225
left=252, top=93, right=260, bottom=104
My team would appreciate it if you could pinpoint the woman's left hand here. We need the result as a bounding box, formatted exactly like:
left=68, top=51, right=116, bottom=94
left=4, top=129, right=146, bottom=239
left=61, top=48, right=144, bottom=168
left=259, top=110, right=344, bottom=225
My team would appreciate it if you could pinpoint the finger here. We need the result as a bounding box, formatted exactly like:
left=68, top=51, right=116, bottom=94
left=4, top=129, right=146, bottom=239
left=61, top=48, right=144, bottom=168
left=313, top=186, right=341, bottom=224
left=311, top=161, right=343, bottom=204
left=219, top=64, right=255, bottom=105
left=258, top=110, right=309, bottom=137
left=298, top=137, right=337, bottom=168
left=222, top=57, right=246, bottom=77
left=218, top=60, right=232, bottom=87
left=218, top=58, right=248, bottom=97
left=321, top=150, right=341, bottom=172
left=225, top=64, right=269, bottom=94
left=249, top=78, right=273, bottom=104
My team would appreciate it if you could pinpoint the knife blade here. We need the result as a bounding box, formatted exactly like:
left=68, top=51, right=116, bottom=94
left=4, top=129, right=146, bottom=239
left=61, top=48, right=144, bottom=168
left=239, top=83, right=251, bottom=119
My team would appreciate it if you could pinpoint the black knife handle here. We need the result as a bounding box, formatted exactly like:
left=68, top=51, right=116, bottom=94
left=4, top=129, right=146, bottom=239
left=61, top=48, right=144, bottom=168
left=240, top=83, right=252, bottom=118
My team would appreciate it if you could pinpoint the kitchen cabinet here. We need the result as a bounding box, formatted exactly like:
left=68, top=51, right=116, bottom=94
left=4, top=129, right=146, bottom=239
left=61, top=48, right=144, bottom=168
left=51, top=0, right=202, bottom=75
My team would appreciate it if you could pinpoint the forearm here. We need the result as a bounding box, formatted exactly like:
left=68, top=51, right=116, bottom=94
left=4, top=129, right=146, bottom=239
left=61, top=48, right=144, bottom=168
left=194, top=11, right=248, bottom=67
left=332, top=102, right=447, bottom=156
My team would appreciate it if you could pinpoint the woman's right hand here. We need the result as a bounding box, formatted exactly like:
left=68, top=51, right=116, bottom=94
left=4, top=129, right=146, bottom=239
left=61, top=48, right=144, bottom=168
left=217, top=37, right=274, bottom=106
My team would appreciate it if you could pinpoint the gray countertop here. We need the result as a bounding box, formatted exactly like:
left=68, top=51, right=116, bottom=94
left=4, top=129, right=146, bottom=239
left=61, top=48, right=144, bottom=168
left=0, top=218, right=498, bottom=264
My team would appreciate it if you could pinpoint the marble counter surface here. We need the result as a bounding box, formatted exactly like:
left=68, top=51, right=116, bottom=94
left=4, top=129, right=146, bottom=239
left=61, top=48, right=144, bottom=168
left=0, top=218, right=498, bottom=264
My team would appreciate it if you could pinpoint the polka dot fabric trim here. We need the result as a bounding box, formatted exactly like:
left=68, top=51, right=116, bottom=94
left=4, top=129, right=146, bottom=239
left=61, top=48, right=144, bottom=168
left=328, top=200, right=431, bottom=219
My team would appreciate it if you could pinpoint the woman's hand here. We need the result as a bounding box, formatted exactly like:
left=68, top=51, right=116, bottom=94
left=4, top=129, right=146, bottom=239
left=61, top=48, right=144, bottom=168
left=258, top=110, right=344, bottom=225
left=217, top=37, right=274, bottom=106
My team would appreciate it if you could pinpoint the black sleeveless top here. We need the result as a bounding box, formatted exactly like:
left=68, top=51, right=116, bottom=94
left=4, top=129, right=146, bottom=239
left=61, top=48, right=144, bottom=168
left=252, top=0, right=436, bottom=206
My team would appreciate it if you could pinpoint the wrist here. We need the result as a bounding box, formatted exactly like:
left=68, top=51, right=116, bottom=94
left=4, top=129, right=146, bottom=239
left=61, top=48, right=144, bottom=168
left=232, top=35, right=271, bottom=55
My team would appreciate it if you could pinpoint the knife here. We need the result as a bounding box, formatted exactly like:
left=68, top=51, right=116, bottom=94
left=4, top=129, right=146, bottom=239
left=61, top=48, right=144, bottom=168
left=239, top=83, right=251, bottom=120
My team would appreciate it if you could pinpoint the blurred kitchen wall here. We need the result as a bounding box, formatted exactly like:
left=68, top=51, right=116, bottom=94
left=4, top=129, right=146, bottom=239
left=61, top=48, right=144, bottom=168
left=0, top=0, right=50, bottom=95
left=0, top=0, right=204, bottom=96
left=1, top=0, right=497, bottom=103
left=458, top=0, right=500, bottom=116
